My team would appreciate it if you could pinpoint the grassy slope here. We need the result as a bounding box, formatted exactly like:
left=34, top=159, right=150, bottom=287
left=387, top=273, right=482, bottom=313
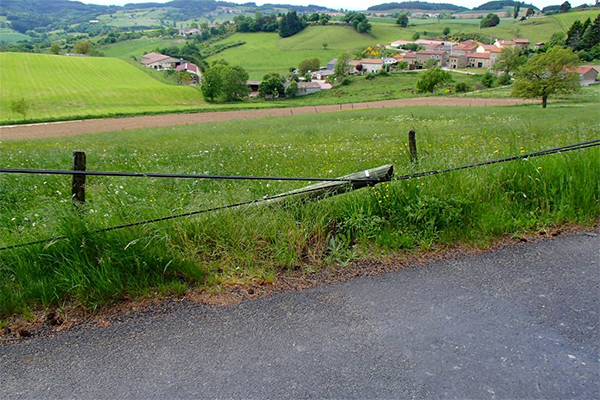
left=98, top=37, right=185, bottom=59
left=0, top=98, right=598, bottom=316
left=0, top=53, right=207, bottom=122
left=206, top=27, right=378, bottom=79
left=0, top=29, right=30, bottom=45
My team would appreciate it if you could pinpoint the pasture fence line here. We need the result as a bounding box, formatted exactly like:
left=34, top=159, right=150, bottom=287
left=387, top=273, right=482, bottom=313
left=0, top=138, right=598, bottom=252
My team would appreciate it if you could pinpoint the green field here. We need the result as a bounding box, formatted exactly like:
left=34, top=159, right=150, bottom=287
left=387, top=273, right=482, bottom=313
left=98, top=37, right=185, bottom=59
left=0, top=97, right=598, bottom=319
left=0, top=28, right=30, bottom=45
left=0, top=53, right=207, bottom=122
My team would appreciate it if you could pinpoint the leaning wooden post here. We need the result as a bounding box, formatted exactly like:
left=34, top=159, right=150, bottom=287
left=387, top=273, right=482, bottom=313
left=72, top=151, right=86, bottom=206
left=408, top=129, right=418, bottom=163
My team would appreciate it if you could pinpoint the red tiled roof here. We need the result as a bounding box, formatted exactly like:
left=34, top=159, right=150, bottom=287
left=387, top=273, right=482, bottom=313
left=468, top=53, right=490, bottom=59
left=417, top=50, right=446, bottom=55
left=360, top=58, right=383, bottom=64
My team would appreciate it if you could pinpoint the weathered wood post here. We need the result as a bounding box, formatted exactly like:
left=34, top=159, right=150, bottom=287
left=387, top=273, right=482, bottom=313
left=72, top=151, right=86, bottom=206
left=408, top=129, right=418, bottom=163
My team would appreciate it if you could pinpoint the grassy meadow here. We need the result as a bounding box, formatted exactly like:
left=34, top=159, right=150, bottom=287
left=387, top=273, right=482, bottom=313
left=0, top=53, right=207, bottom=123
left=1, top=98, right=598, bottom=319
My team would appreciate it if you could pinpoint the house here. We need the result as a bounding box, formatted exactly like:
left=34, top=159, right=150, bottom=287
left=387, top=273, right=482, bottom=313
left=416, top=50, right=447, bottom=67
left=534, top=42, right=545, bottom=50
left=467, top=52, right=491, bottom=69
left=451, top=43, right=478, bottom=55
left=175, top=62, right=202, bottom=84
left=382, top=57, right=398, bottom=67
left=513, top=38, right=530, bottom=49
left=179, top=28, right=201, bottom=36
left=312, top=69, right=335, bottom=81
left=448, top=54, right=468, bottom=69
left=576, top=66, right=599, bottom=86
left=296, top=82, right=322, bottom=96
left=403, top=52, right=418, bottom=67
left=494, top=39, right=516, bottom=48
left=360, top=58, right=384, bottom=73
left=141, top=52, right=180, bottom=70
left=326, top=59, right=337, bottom=70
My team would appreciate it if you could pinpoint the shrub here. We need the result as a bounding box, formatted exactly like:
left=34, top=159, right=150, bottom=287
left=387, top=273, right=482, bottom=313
left=454, top=82, right=471, bottom=93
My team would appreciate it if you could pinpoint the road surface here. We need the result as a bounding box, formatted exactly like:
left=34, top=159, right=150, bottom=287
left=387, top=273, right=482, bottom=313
left=1, top=232, right=598, bottom=399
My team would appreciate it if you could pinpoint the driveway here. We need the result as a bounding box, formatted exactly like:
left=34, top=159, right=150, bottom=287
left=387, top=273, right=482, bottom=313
left=1, top=232, right=598, bottom=399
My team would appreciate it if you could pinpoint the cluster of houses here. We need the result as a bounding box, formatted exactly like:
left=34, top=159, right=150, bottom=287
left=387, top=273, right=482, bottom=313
left=391, top=37, right=532, bottom=70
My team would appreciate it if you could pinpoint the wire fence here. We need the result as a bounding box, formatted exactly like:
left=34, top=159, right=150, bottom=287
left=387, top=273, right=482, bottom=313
left=0, top=139, right=598, bottom=252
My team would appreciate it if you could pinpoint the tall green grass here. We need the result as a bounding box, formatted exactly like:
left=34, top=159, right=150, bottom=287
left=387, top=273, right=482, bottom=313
left=0, top=102, right=598, bottom=318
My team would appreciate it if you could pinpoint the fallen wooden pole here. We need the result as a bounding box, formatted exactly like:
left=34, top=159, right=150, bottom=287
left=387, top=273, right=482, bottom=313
left=266, top=164, right=394, bottom=204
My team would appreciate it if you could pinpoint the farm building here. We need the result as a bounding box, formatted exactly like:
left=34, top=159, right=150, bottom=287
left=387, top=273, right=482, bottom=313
left=576, top=66, right=599, bottom=86
left=141, top=53, right=180, bottom=70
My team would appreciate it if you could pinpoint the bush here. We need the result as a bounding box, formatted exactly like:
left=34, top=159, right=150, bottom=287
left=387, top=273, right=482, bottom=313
left=454, top=82, right=471, bottom=93
left=497, top=73, right=512, bottom=85
left=481, top=71, right=495, bottom=88
left=341, top=77, right=352, bottom=85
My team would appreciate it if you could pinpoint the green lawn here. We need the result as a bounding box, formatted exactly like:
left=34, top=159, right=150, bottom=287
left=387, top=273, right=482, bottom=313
left=0, top=53, right=207, bottom=122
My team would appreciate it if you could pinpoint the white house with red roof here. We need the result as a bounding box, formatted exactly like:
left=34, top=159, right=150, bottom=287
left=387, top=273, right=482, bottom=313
left=140, top=52, right=180, bottom=70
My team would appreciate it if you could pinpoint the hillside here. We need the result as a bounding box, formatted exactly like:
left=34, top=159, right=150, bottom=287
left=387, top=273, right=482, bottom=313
left=367, top=1, right=467, bottom=11
left=0, top=53, right=206, bottom=122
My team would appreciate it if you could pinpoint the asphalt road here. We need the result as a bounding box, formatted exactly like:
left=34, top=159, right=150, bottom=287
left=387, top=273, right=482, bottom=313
left=1, top=233, right=598, bottom=399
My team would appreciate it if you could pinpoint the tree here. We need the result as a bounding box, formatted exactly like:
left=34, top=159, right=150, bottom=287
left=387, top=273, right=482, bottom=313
left=342, top=12, right=372, bottom=33
left=278, top=11, right=306, bottom=38
left=442, top=26, right=450, bottom=35
left=286, top=80, right=298, bottom=97
left=580, top=14, right=600, bottom=51
left=415, top=67, right=451, bottom=93
left=512, top=46, right=580, bottom=108
left=222, top=65, right=250, bottom=102
left=176, top=71, right=192, bottom=85
left=513, top=2, right=521, bottom=19
left=412, top=32, right=421, bottom=41
left=566, top=19, right=584, bottom=49
left=298, top=57, right=320, bottom=74
left=424, top=59, right=439, bottom=69
left=73, top=39, right=92, bottom=55
left=396, top=13, right=409, bottom=28
left=480, top=13, right=500, bottom=28
left=526, top=7, right=535, bottom=18
left=258, top=73, right=285, bottom=99
left=322, top=42, right=328, bottom=50
left=334, top=52, right=351, bottom=78
left=559, top=1, right=571, bottom=13
left=201, top=60, right=249, bottom=103
left=10, top=98, right=29, bottom=120
left=546, top=31, right=566, bottom=49
left=494, top=45, right=526, bottom=75
left=481, top=71, right=495, bottom=87
left=50, top=44, right=60, bottom=55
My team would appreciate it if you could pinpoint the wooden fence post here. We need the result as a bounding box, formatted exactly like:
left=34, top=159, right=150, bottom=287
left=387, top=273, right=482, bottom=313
left=408, top=130, right=418, bottom=163
left=72, top=151, right=86, bottom=206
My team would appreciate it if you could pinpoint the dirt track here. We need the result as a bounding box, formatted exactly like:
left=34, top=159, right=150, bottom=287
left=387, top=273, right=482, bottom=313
left=0, top=97, right=537, bottom=141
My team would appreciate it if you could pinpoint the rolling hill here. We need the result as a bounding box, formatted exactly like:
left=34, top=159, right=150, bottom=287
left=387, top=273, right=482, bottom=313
left=0, top=53, right=206, bottom=122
